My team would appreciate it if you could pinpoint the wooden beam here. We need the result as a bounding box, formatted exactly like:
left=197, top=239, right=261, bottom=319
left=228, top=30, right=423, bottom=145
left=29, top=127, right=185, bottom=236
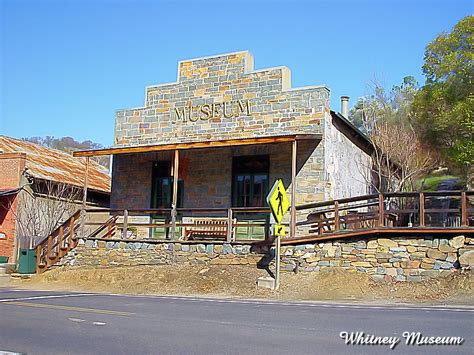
left=36, top=244, right=41, bottom=273
left=46, top=235, right=52, bottom=266
left=58, top=226, right=64, bottom=253
left=122, top=209, right=129, bottom=239
left=171, top=150, right=179, bottom=240
left=82, top=157, right=90, bottom=207
left=227, top=208, right=233, bottom=242
left=334, top=201, right=340, bottom=231
left=461, top=191, right=468, bottom=227
left=80, top=157, right=90, bottom=238
left=290, top=140, right=297, bottom=239
left=73, top=134, right=322, bottom=157
left=419, top=192, right=425, bottom=227
left=378, top=194, right=384, bottom=227
left=281, top=227, right=474, bottom=245
left=69, top=216, right=75, bottom=248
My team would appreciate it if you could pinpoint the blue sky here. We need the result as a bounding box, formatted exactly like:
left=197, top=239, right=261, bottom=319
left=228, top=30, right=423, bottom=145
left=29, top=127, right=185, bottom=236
left=1, top=0, right=471, bottom=146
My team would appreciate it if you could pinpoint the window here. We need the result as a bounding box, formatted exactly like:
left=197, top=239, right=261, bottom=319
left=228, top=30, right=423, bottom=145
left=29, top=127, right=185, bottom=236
left=151, top=161, right=183, bottom=208
left=232, top=156, right=269, bottom=207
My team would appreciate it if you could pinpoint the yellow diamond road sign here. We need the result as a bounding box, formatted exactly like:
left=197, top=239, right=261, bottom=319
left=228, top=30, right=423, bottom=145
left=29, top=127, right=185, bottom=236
left=267, top=179, right=290, bottom=224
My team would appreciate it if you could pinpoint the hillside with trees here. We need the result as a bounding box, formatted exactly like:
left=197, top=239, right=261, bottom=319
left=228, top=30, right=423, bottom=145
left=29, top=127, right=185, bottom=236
left=22, top=136, right=110, bottom=170
left=413, top=15, right=473, bottom=175
left=349, top=15, right=473, bottom=191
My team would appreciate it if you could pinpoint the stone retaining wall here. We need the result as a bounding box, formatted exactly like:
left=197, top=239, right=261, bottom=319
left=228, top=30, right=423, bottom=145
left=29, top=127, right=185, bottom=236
left=62, top=235, right=474, bottom=282
left=280, top=235, right=473, bottom=282
left=62, top=240, right=267, bottom=268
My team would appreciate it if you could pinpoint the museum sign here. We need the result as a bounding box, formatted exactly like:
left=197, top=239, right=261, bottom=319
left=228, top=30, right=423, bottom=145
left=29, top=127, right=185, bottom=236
left=172, top=99, right=251, bottom=123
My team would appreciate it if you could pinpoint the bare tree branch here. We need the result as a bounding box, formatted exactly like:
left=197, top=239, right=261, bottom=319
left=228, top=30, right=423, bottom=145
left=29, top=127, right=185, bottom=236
left=0, top=179, right=82, bottom=249
left=351, top=79, right=437, bottom=192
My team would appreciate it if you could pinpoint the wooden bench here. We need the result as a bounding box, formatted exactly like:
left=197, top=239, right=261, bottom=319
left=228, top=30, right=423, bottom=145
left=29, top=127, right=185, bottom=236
left=184, top=218, right=234, bottom=241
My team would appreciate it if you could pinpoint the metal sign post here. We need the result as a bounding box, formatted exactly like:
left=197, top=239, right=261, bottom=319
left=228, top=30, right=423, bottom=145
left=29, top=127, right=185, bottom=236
left=275, top=232, right=281, bottom=290
left=267, top=179, right=290, bottom=290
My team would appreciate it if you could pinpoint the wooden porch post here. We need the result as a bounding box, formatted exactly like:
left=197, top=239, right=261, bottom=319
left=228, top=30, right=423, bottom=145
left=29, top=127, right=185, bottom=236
left=461, top=191, right=468, bottom=227
left=290, top=140, right=297, bottom=239
left=171, top=150, right=179, bottom=240
left=419, top=192, right=425, bottom=227
left=122, top=209, right=129, bottom=239
left=378, top=193, right=385, bottom=227
left=80, top=157, right=90, bottom=238
left=227, top=208, right=233, bottom=242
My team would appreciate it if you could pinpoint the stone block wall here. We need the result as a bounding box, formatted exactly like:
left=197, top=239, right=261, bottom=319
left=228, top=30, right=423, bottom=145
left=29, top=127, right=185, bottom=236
left=62, top=235, right=474, bottom=282
left=114, top=51, right=329, bottom=147
left=63, top=239, right=266, bottom=268
left=111, top=141, right=324, bottom=210
left=281, top=235, right=473, bottom=281
left=111, top=151, right=171, bottom=210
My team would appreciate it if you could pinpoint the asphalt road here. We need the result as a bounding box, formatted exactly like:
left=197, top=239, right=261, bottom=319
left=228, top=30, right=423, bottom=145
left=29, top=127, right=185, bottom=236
left=0, top=288, right=472, bottom=355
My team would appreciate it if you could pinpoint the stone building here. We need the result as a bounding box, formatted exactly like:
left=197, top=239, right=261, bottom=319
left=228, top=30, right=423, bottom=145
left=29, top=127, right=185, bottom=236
left=75, top=51, right=372, bottom=240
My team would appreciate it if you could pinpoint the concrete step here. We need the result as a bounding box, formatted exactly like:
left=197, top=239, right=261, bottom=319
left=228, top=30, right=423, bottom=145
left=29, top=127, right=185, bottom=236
left=256, top=276, right=276, bottom=290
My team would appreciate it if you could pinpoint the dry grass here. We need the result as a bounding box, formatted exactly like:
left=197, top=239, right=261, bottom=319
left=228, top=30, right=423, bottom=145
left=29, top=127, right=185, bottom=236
left=13, top=265, right=474, bottom=304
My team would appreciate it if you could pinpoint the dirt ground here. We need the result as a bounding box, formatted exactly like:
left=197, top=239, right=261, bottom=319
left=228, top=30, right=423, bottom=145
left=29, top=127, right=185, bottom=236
left=9, top=265, right=474, bottom=305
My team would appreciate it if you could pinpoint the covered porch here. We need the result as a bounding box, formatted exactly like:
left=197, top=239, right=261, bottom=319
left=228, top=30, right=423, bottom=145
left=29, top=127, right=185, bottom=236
left=74, top=134, right=322, bottom=243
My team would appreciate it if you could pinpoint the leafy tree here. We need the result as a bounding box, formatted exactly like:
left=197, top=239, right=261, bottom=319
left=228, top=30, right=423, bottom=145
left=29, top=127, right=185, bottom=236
left=413, top=15, right=473, bottom=174
left=350, top=76, right=419, bottom=134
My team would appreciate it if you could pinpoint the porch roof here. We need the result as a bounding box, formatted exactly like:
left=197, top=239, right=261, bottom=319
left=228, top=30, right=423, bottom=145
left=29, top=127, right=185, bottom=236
left=72, top=134, right=322, bottom=157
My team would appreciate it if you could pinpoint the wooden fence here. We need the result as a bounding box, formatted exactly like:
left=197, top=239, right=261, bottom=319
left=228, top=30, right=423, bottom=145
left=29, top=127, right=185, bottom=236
left=293, top=191, right=474, bottom=242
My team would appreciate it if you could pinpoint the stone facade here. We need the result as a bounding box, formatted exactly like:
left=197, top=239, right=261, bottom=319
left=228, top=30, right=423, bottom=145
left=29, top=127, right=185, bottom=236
left=64, top=235, right=473, bottom=281
left=111, top=140, right=320, bottom=210
left=111, top=51, right=371, bottom=213
left=114, top=51, right=328, bottom=147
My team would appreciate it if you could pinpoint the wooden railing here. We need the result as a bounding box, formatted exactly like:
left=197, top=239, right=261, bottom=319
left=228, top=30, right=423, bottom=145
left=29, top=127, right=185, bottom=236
left=35, top=210, right=82, bottom=273
left=34, top=191, right=474, bottom=273
left=81, top=207, right=272, bottom=243
left=293, top=190, right=474, bottom=242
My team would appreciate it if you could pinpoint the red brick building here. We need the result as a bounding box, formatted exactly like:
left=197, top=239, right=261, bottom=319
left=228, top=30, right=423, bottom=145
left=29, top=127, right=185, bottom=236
left=0, top=136, right=111, bottom=263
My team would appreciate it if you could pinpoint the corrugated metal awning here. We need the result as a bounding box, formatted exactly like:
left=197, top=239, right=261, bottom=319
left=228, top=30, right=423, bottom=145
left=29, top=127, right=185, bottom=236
left=0, top=136, right=111, bottom=193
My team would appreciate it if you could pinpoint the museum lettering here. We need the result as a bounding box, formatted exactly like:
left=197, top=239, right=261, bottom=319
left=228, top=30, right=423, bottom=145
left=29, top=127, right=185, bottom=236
left=172, top=99, right=251, bottom=123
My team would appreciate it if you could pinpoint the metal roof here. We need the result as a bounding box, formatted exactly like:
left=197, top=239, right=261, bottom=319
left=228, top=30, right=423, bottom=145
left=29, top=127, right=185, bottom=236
left=0, top=136, right=111, bottom=193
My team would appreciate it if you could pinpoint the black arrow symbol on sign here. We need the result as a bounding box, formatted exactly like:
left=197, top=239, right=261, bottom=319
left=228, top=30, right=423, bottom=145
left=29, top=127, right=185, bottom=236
left=278, top=227, right=283, bottom=234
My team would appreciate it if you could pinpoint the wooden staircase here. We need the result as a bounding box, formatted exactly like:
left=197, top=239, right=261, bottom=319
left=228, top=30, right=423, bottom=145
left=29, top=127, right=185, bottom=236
left=35, top=211, right=119, bottom=274
left=35, top=210, right=82, bottom=274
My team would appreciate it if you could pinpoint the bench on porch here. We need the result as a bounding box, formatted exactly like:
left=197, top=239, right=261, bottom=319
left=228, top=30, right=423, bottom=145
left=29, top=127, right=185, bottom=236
left=183, top=218, right=234, bottom=241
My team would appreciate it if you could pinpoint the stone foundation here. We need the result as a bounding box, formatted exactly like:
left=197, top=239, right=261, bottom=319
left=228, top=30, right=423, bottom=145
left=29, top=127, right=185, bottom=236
left=62, top=239, right=267, bottom=268
left=62, top=235, right=474, bottom=282
left=280, top=235, right=473, bottom=282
